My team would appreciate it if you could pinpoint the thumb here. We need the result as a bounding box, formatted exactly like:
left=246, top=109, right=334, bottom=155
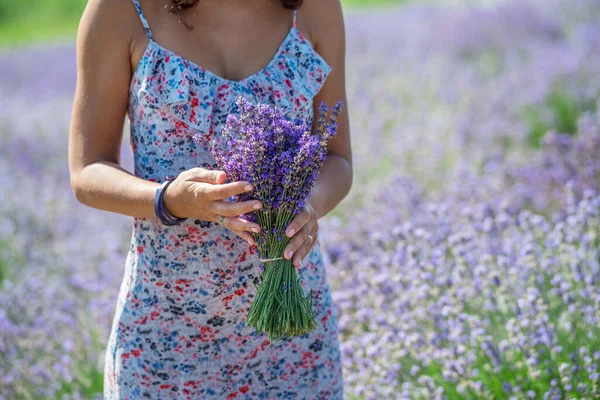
left=186, top=167, right=226, bottom=184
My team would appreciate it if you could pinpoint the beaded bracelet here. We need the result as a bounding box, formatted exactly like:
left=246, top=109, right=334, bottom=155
left=154, top=175, right=187, bottom=226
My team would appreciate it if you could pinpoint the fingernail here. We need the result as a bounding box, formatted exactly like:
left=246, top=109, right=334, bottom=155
left=287, top=229, right=295, bottom=237
left=247, top=239, right=254, bottom=246
left=245, top=184, right=253, bottom=191
left=253, top=202, right=262, bottom=210
left=251, top=227, right=260, bottom=233
left=287, top=250, right=293, bottom=259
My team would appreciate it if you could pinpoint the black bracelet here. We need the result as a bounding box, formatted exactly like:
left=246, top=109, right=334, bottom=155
left=154, top=175, right=187, bottom=226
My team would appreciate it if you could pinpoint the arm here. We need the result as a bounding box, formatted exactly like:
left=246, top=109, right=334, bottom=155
left=69, top=0, right=261, bottom=244
left=69, top=0, right=158, bottom=218
left=304, top=0, right=353, bottom=220
left=284, top=0, right=352, bottom=266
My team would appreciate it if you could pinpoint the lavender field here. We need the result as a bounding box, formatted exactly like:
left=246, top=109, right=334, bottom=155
left=2, top=0, right=600, bottom=399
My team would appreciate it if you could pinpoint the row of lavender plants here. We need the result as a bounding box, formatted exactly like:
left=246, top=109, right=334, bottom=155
left=1, top=0, right=599, bottom=398
left=323, top=123, right=600, bottom=398
left=322, top=1, right=600, bottom=397
left=339, top=0, right=600, bottom=213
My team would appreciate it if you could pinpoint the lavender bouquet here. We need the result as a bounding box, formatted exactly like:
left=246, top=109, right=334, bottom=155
left=206, top=96, right=343, bottom=341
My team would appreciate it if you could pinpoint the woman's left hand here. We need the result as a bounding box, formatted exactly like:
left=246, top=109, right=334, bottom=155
left=283, top=201, right=319, bottom=268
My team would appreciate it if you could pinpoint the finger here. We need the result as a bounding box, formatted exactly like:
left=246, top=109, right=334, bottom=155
left=220, top=216, right=261, bottom=234
left=293, top=232, right=317, bottom=268
left=285, top=209, right=311, bottom=238
left=212, top=200, right=262, bottom=217
left=185, top=167, right=226, bottom=184
left=233, top=229, right=256, bottom=246
left=283, top=225, right=313, bottom=262
left=207, top=181, right=255, bottom=200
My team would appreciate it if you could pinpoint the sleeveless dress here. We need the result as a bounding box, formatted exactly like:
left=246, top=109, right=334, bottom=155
left=103, top=1, right=344, bottom=399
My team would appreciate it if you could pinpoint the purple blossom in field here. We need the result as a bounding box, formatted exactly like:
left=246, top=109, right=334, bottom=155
left=323, top=186, right=600, bottom=398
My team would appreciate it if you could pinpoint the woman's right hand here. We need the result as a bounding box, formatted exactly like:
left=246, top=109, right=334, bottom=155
left=162, top=167, right=261, bottom=246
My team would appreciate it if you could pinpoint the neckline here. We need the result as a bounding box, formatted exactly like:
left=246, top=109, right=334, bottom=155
left=145, top=26, right=297, bottom=86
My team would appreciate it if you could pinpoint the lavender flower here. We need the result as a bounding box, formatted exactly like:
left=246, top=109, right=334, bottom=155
left=207, top=96, right=344, bottom=341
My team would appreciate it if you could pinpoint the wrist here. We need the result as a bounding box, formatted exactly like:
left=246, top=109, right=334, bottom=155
left=162, top=181, right=184, bottom=219
left=307, top=191, right=322, bottom=220
left=154, top=176, right=187, bottom=225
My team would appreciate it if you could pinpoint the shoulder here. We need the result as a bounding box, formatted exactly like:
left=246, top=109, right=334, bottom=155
left=299, top=0, right=344, bottom=41
left=298, top=0, right=345, bottom=66
left=77, top=0, right=138, bottom=52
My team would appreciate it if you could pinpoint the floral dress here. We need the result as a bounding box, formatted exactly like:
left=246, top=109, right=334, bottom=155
left=103, top=1, right=344, bottom=399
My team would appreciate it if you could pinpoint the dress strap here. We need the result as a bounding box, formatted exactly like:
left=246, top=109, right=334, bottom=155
left=132, top=0, right=154, bottom=41
left=292, top=9, right=297, bottom=28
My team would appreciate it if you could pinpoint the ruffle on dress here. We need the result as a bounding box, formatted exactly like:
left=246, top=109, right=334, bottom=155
left=134, top=28, right=332, bottom=143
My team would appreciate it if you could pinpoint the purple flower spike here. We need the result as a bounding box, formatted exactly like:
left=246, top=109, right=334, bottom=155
left=210, top=96, right=344, bottom=341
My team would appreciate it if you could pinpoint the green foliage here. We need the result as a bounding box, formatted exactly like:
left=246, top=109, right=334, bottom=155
left=0, top=251, right=7, bottom=287
left=477, top=51, right=504, bottom=79
left=0, top=0, right=85, bottom=46
left=523, top=85, right=597, bottom=148
left=0, top=240, right=17, bottom=288
left=54, top=322, right=105, bottom=399
left=342, top=0, right=408, bottom=6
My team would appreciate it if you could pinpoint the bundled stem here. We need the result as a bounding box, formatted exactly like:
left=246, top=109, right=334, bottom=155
left=245, top=210, right=317, bottom=342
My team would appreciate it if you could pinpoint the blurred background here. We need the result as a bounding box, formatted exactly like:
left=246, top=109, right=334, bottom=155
left=1, top=0, right=600, bottom=399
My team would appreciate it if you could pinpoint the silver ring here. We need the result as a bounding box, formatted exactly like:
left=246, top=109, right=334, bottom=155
left=218, top=215, right=225, bottom=226
left=307, top=234, right=314, bottom=244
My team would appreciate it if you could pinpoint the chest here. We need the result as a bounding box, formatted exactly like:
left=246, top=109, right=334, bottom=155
left=139, top=2, right=298, bottom=83
left=127, top=1, right=332, bottom=180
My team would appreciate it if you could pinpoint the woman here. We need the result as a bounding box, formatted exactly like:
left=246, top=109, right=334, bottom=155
left=68, top=0, right=351, bottom=398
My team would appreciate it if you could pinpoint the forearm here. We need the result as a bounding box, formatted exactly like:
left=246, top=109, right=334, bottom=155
left=309, top=153, right=352, bottom=219
left=71, top=161, right=159, bottom=218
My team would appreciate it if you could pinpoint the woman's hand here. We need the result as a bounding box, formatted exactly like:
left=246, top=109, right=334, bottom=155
left=162, top=167, right=262, bottom=245
left=283, top=201, right=319, bottom=268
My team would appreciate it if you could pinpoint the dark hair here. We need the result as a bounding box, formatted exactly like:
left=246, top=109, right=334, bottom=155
left=167, top=0, right=303, bottom=29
